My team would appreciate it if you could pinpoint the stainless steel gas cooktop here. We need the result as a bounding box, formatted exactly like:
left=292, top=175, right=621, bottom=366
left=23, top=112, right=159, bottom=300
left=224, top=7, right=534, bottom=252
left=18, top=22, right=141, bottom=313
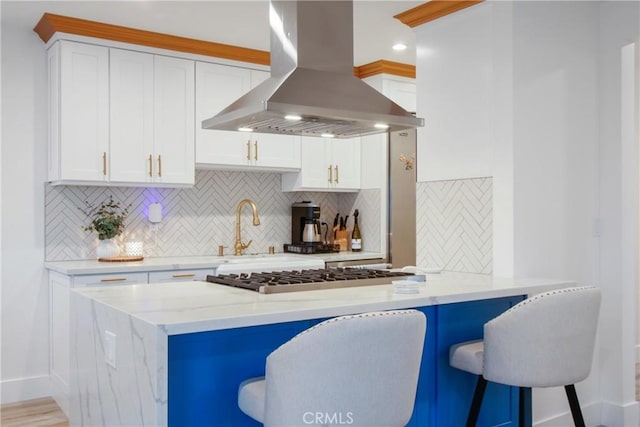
left=205, top=268, right=415, bottom=294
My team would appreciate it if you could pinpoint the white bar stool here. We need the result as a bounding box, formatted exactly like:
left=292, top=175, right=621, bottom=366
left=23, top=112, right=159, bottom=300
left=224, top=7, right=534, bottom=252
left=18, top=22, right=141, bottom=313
left=449, top=286, right=601, bottom=427
left=238, top=309, right=427, bottom=427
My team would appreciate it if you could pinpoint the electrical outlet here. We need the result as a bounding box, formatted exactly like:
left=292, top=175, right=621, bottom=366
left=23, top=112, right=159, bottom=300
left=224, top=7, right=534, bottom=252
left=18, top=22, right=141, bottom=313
left=105, top=330, right=117, bottom=369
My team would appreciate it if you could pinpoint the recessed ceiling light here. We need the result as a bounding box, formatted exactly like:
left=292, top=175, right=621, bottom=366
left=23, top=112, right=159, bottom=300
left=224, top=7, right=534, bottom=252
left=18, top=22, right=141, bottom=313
left=285, top=114, right=302, bottom=121
left=374, top=123, right=389, bottom=129
left=321, top=133, right=335, bottom=138
left=238, top=127, right=253, bottom=132
left=392, top=43, right=407, bottom=51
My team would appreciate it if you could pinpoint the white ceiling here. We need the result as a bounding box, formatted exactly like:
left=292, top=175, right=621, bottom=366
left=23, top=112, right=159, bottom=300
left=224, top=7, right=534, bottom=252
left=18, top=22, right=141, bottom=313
left=2, top=1, right=422, bottom=66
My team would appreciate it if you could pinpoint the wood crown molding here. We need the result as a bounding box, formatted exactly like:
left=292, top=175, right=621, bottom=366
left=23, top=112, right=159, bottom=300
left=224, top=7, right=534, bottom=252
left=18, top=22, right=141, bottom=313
left=34, top=13, right=415, bottom=79
left=34, top=13, right=271, bottom=66
left=354, top=60, right=416, bottom=79
left=394, top=1, right=484, bottom=28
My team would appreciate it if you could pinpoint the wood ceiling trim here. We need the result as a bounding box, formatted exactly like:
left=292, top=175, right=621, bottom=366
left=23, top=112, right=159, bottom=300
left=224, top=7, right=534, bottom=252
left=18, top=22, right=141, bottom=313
left=34, top=13, right=416, bottom=79
left=394, top=1, right=484, bottom=28
left=354, top=60, right=416, bottom=79
left=34, top=13, right=271, bottom=66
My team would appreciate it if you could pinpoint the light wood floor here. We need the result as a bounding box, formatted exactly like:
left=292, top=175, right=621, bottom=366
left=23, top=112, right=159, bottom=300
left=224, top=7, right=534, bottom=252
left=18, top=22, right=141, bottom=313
left=0, top=398, right=68, bottom=427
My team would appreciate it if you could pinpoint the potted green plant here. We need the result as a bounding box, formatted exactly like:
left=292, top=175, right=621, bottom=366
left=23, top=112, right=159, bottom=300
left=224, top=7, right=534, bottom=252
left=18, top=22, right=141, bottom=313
left=80, top=196, right=131, bottom=259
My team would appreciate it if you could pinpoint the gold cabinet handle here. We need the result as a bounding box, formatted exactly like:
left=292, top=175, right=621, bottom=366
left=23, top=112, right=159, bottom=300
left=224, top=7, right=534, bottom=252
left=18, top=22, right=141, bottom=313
left=172, top=273, right=196, bottom=278
left=328, top=165, right=333, bottom=183
left=246, top=140, right=251, bottom=161
left=254, top=140, right=258, bottom=161
left=157, top=155, right=162, bottom=177
left=334, top=165, right=339, bottom=184
left=148, top=154, right=153, bottom=177
left=102, top=152, right=107, bottom=176
left=100, top=277, right=127, bottom=282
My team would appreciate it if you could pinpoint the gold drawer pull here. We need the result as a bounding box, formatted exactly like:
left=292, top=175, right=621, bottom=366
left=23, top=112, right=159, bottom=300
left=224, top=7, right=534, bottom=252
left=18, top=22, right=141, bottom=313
left=157, top=155, right=162, bottom=177
left=254, top=141, right=258, bottom=161
left=334, top=165, right=339, bottom=184
left=172, top=273, right=196, bottom=278
left=100, top=277, right=127, bottom=282
left=247, top=140, right=251, bottom=160
left=328, top=165, right=333, bottom=183
left=148, top=154, right=153, bottom=177
left=102, top=152, right=107, bottom=176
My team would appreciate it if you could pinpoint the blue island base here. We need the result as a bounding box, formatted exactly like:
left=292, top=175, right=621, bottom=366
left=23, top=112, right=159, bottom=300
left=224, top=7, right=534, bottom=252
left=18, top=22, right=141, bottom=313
left=168, top=296, right=527, bottom=427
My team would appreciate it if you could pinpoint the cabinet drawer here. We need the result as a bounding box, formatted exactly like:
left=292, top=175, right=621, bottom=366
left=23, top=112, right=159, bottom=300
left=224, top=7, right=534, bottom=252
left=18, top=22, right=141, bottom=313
left=149, top=269, right=214, bottom=283
left=72, top=272, right=148, bottom=287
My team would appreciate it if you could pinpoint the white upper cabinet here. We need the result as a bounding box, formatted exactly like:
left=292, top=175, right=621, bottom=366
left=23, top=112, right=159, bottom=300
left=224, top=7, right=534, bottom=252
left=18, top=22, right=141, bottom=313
left=48, top=41, right=194, bottom=187
left=109, top=50, right=194, bottom=186
left=195, top=62, right=300, bottom=171
left=49, top=40, right=109, bottom=183
left=152, top=55, right=195, bottom=185
left=109, top=48, right=154, bottom=183
left=281, top=137, right=360, bottom=192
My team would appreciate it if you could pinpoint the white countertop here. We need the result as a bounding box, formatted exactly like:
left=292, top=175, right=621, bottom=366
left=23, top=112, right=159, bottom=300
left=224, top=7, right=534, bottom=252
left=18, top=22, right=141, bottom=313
left=46, top=251, right=385, bottom=275
left=72, top=272, right=574, bottom=335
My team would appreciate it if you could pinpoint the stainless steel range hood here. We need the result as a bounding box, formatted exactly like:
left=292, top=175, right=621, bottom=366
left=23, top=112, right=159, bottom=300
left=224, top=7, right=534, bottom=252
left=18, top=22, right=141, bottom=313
left=202, top=0, right=424, bottom=139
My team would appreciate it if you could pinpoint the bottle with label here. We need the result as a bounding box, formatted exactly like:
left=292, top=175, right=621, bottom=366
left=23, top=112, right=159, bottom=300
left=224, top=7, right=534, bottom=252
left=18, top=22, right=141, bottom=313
left=351, top=209, right=362, bottom=252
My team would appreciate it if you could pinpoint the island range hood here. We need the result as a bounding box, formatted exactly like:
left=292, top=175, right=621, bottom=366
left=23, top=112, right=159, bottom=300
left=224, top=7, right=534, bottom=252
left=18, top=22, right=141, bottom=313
left=202, top=0, right=424, bottom=139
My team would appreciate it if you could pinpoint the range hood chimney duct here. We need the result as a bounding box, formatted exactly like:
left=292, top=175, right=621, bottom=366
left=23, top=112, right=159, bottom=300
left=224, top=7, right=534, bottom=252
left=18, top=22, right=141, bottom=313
left=202, top=0, right=424, bottom=139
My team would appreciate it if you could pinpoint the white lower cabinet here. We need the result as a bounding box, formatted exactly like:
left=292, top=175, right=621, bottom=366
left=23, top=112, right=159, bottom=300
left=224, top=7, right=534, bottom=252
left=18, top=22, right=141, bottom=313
left=282, top=136, right=361, bottom=191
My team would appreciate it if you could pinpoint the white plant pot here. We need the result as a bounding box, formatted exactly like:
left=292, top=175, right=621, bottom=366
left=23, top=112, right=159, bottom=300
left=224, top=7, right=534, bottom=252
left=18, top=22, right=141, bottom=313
left=96, top=238, right=120, bottom=259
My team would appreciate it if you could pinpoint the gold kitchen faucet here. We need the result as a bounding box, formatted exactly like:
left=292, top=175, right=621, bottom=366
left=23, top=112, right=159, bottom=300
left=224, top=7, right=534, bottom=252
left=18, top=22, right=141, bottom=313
left=235, top=199, right=260, bottom=256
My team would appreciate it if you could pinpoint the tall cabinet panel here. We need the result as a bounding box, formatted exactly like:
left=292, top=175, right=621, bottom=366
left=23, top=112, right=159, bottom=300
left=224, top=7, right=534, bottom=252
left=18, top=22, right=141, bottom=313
left=109, top=49, right=154, bottom=183
left=51, top=41, right=109, bottom=183
left=153, top=56, right=195, bottom=185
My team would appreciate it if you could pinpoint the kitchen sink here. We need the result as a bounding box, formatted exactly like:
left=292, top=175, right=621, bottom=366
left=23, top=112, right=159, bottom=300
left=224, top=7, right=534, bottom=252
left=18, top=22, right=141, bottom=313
left=216, top=254, right=325, bottom=275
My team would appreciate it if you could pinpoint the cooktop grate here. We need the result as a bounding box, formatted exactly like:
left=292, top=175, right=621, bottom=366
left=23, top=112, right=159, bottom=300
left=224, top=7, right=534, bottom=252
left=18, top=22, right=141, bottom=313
left=205, top=268, right=415, bottom=294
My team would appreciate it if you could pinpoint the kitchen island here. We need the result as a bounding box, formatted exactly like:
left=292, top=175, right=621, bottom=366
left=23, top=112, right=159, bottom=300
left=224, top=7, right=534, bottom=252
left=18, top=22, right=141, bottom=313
left=69, top=273, right=573, bottom=426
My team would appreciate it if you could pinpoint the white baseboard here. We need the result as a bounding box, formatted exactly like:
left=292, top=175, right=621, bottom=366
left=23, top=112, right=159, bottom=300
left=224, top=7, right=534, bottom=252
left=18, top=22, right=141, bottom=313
left=636, top=344, right=640, bottom=364
left=534, top=401, right=601, bottom=427
left=535, top=400, right=639, bottom=427
left=0, top=375, right=51, bottom=405
left=600, top=399, right=640, bottom=427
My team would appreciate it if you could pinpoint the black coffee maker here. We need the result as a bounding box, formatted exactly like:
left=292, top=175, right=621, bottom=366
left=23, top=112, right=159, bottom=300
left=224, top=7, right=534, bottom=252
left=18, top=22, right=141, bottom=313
left=291, top=202, right=321, bottom=245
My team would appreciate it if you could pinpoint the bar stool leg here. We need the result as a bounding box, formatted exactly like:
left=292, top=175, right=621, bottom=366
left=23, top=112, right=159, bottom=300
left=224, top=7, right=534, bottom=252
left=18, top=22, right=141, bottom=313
left=565, top=384, right=586, bottom=427
left=519, top=387, right=532, bottom=427
left=466, top=376, right=488, bottom=427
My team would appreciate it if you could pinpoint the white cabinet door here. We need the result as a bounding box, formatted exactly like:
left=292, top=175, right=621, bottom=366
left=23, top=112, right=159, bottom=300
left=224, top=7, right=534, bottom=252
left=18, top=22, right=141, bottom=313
left=282, top=137, right=360, bottom=191
left=331, top=137, right=361, bottom=190
left=53, top=41, right=109, bottom=183
left=109, top=49, right=154, bottom=183
left=302, top=137, right=331, bottom=188
left=195, top=62, right=251, bottom=166
left=251, top=133, right=301, bottom=170
left=153, top=56, right=195, bottom=185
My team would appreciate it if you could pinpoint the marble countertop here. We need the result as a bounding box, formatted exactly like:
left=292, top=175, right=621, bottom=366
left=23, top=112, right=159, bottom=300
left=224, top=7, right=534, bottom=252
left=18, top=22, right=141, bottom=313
left=46, top=251, right=385, bottom=275
left=72, top=272, right=574, bottom=335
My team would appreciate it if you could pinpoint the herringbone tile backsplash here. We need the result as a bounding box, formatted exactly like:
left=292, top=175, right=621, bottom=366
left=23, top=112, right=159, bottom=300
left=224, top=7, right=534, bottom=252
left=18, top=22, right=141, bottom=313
left=45, top=170, right=380, bottom=261
left=416, top=178, right=493, bottom=274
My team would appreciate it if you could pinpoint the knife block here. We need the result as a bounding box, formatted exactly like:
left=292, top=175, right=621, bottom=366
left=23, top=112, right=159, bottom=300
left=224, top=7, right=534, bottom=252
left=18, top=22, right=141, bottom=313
left=334, top=230, right=349, bottom=251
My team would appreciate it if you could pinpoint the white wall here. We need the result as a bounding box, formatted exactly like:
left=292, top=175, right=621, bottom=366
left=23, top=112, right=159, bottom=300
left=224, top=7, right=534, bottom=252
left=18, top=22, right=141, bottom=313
left=415, top=1, right=639, bottom=425
left=597, top=2, right=640, bottom=425
left=1, top=4, right=51, bottom=402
